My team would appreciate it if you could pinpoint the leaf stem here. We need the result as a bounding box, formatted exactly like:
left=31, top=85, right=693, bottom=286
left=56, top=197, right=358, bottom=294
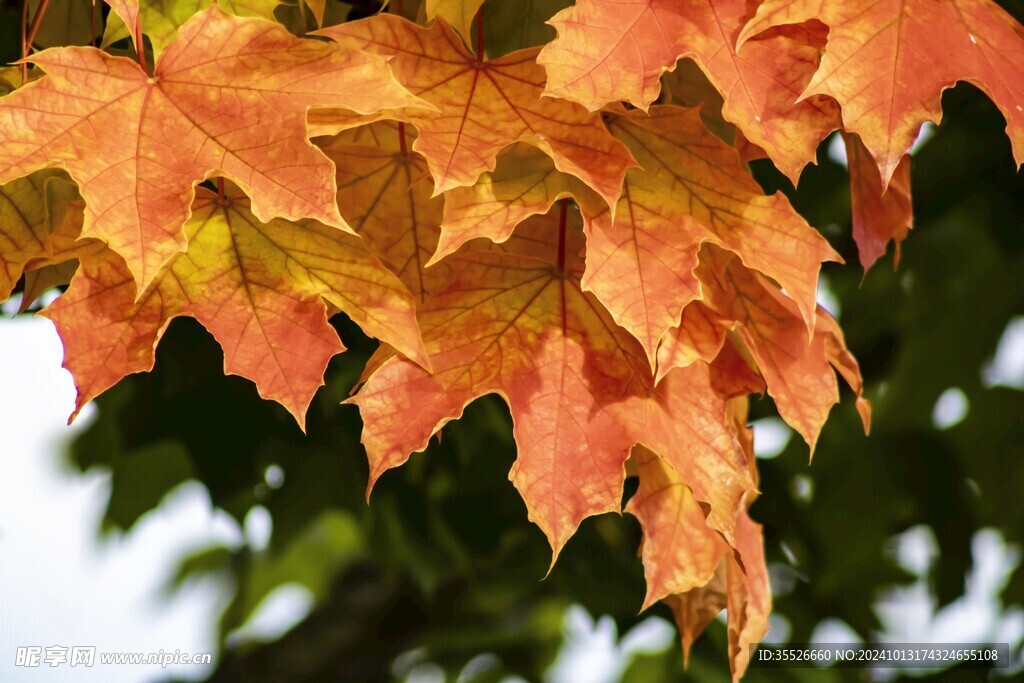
left=557, top=199, right=567, bottom=273
left=24, top=0, right=53, bottom=55
left=20, top=0, right=28, bottom=81
left=475, top=10, right=484, bottom=62
left=397, top=121, right=408, bottom=156
left=131, top=17, right=149, bottom=72
left=217, top=177, right=225, bottom=201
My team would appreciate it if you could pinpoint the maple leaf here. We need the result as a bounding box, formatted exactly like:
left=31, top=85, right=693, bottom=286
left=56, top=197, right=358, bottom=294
left=592, top=106, right=838, bottom=364
left=426, top=107, right=837, bottom=367
left=41, top=187, right=428, bottom=428
left=301, top=0, right=327, bottom=28
left=321, top=121, right=451, bottom=301
left=431, top=142, right=600, bottom=266
left=688, top=247, right=870, bottom=450
left=740, top=0, right=1024, bottom=185
left=629, top=358, right=756, bottom=545
left=350, top=206, right=753, bottom=557
left=317, top=14, right=636, bottom=208
left=0, top=5, right=424, bottom=294
left=665, top=567, right=727, bottom=666
left=349, top=208, right=647, bottom=557
left=664, top=511, right=768, bottom=682
left=723, top=511, right=771, bottom=680
left=845, top=133, right=913, bottom=271
left=626, top=446, right=728, bottom=611
left=654, top=301, right=726, bottom=383
left=0, top=169, right=84, bottom=301
left=18, top=262, right=78, bottom=313
left=103, top=0, right=282, bottom=59
left=425, top=0, right=485, bottom=44
left=632, top=397, right=769, bottom=681
left=537, top=0, right=841, bottom=182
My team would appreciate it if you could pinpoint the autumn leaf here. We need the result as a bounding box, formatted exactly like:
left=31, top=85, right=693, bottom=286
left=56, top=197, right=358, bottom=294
left=321, top=121, right=451, bottom=301
left=350, top=205, right=753, bottom=557
left=103, top=0, right=283, bottom=59
left=0, top=170, right=82, bottom=301
left=845, top=133, right=913, bottom=271
left=588, top=106, right=838, bottom=364
left=665, top=566, right=727, bottom=666
left=663, top=510, right=768, bottom=682
left=724, top=511, right=771, bottom=681
left=349, top=208, right=648, bottom=557
left=317, top=14, right=636, bottom=208
left=18, top=261, right=78, bottom=313
left=654, top=301, right=726, bottom=383
left=41, top=187, right=428, bottom=428
left=425, top=0, right=485, bottom=44
left=431, top=143, right=599, bottom=266
left=631, top=360, right=754, bottom=545
left=634, top=396, right=768, bottom=679
left=301, top=0, right=327, bottom=28
left=427, top=106, right=836, bottom=367
left=691, top=247, right=870, bottom=450
left=627, top=447, right=728, bottom=610
left=0, top=5, right=424, bottom=294
left=537, top=0, right=841, bottom=182
left=740, top=0, right=1024, bottom=185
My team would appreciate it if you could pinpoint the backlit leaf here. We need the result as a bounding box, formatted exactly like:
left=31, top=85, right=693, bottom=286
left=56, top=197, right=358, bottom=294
left=102, top=0, right=283, bottom=59
left=318, top=14, right=636, bottom=208
left=845, top=133, right=913, bottom=271
left=538, top=0, right=841, bottom=182
left=323, top=121, right=451, bottom=300
left=0, top=6, right=423, bottom=293
left=425, top=0, right=485, bottom=44
left=740, top=0, right=1024, bottom=184
left=626, top=446, right=728, bottom=611
left=349, top=208, right=647, bottom=558
left=0, top=170, right=82, bottom=300
left=693, top=247, right=870, bottom=450
left=588, top=106, right=838, bottom=364
left=42, top=188, right=428, bottom=428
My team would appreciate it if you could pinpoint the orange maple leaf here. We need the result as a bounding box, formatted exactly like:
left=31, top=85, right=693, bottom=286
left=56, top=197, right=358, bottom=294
left=427, top=107, right=837, bottom=367
left=740, top=0, right=1024, bottom=185
left=42, top=188, right=428, bottom=429
left=349, top=205, right=753, bottom=559
left=537, top=0, right=841, bottom=182
left=349, top=208, right=648, bottom=558
left=590, top=106, right=839, bottom=363
left=317, top=14, right=636, bottom=208
left=845, top=133, right=914, bottom=271
left=430, top=142, right=598, bottom=265
left=425, top=0, right=486, bottom=43
left=634, top=397, right=769, bottom=682
left=663, top=510, right=768, bottom=682
left=0, top=5, right=424, bottom=293
left=654, top=301, right=726, bottom=382
left=685, top=247, right=871, bottom=450
left=626, top=446, right=729, bottom=612
left=322, top=121, right=452, bottom=301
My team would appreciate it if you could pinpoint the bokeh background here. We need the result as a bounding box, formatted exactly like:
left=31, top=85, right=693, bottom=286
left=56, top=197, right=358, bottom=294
left=1, top=0, right=1023, bottom=681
